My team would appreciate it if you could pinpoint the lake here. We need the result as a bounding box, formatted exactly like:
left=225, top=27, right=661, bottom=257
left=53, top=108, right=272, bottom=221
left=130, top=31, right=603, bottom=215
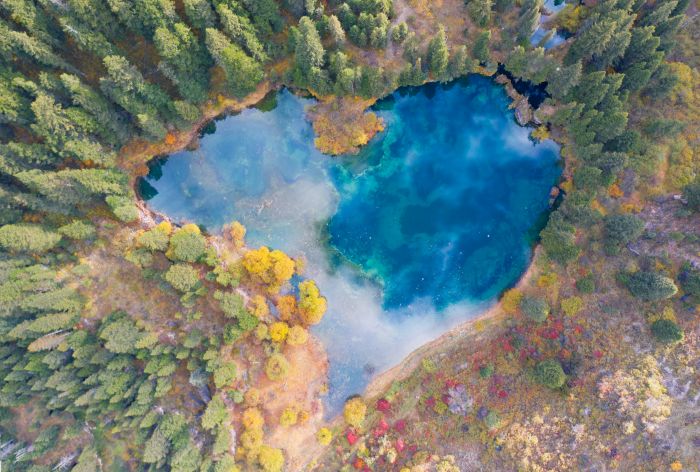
left=139, top=75, right=562, bottom=413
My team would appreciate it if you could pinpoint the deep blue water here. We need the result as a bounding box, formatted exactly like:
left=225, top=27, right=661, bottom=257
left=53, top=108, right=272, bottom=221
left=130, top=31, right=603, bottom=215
left=139, top=75, right=562, bottom=412
left=327, top=79, right=561, bottom=310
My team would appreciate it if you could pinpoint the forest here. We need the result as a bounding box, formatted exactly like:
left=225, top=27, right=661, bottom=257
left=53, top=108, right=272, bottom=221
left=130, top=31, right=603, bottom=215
left=0, top=0, right=699, bottom=470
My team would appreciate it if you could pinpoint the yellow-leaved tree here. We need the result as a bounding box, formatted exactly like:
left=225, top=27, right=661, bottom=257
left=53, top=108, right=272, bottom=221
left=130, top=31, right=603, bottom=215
left=276, top=295, right=296, bottom=320
left=230, top=221, right=246, bottom=249
left=243, top=246, right=295, bottom=292
left=298, top=280, right=327, bottom=326
left=343, top=397, right=367, bottom=428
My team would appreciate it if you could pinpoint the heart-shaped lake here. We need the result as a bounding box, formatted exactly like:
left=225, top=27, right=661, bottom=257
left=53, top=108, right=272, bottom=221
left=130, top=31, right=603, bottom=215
left=139, top=75, right=562, bottom=411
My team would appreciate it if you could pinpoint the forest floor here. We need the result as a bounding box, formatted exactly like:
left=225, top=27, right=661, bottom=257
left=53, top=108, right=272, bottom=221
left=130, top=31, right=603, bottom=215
left=76, top=202, right=332, bottom=469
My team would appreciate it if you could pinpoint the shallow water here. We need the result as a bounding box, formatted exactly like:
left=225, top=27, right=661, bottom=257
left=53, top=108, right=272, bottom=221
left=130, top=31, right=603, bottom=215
left=139, top=76, right=561, bottom=413
left=531, top=0, right=567, bottom=49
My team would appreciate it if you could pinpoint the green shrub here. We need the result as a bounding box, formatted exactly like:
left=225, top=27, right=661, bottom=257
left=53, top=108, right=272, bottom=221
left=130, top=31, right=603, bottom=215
left=479, top=364, right=494, bottom=379
left=58, top=220, right=96, bottom=240
left=138, top=227, right=170, bottom=251
left=679, top=263, right=700, bottom=300
left=106, top=195, right=139, bottom=222
left=213, top=361, right=237, bottom=388
left=237, top=310, right=259, bottom=331
left=684, top=178, right=700, bottom=212
left=223, top=324, right=244, bottom=344
left=650, top=319, right=684, bottom=344
left=215, top=290, right=246, bottom=318
left=520, top=296, right=550, bottom=322
left=167, top=227, right=207, bottom=262
left=164, top=264, right=201, bottom=293
left=484, top=410, right=501, bottom=430
left=561, top=296, right=583, bottom=316
left=265, top=354, right=290, bottom=381
left=625, top=271, right=678, bottom=301
left=215, top=290, right=258, bottom=331
left=534, top=359, right=566, bottom=389
left=603, top=214, right=644, bottom=254
left=576, top=274, right=595, bottom=293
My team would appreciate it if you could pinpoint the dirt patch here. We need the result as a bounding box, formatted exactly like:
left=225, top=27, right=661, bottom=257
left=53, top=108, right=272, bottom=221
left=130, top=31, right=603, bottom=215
left=260, top=336, right=329, bottom=471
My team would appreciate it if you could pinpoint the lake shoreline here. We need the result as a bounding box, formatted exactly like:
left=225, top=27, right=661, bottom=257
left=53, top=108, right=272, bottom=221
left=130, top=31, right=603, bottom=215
left=121, top=68, right=542, bottom=188
left=121, top=73, right=564, bottom=471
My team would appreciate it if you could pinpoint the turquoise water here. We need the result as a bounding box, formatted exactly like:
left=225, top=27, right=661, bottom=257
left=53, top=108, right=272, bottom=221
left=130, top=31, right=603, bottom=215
left=139, top=76, right=561, bottom=412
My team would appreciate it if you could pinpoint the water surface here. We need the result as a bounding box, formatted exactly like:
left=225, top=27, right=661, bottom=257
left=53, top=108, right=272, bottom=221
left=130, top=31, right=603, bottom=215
left=140, top=76, right=561, bottom=412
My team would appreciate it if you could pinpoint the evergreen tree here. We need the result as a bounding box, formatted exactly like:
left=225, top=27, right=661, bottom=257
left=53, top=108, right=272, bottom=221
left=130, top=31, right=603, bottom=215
left=294, top=16, right=325, bottom=80
left=327, top=15, right=346, bottom=45
left=516, top=0, right=542, bottom=45
left=182, top=0, right=216, bottom=29
left=59, top=73, right=130, bottom=146
left=618, top=26, right=662, bottom=92
left=0, top=21, right=74, bottom=72
left=626, top=271, right=678, bottom=301
left=0, top=224, right=61, bottom=253
left=472, top=30, right=491, bottom=64
left=546, top=62, right=582, bottom=100
left=107, top=0, right=178, bottom=38
left=205, top=28, right=264, bottom=98
left=216, top=4, right=268, bottom=62
left=468, top=0, right=493, bottom=28
left=427, top=26, right=449, bottom=78
left=154, top=23, right=211, bottom=104
left=99, top=55, right=173, bottom=139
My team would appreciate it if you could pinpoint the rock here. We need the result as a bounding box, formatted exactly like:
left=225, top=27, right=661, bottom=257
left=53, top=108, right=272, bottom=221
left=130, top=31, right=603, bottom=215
left=515, top=98, right=533, bottom=126
left=495, top=74, right=509, bottom=85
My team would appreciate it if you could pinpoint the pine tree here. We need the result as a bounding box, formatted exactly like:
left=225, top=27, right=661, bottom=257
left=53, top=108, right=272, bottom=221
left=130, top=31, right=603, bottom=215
left=0, top=21, right=74, bottom=72
left=516, top=0, right=542, bottom=45
left=294, top=16, right=325, bottom=79
left=182, top=0, right=216, bottom=29
left=546, top=62, right=582, bottom=100
left=0, top=223, right=62, bottom=253
left=468, top=0, right=493, bottom=28
left=427, top=26, right=449, bottom=78
left=241, top=0, right=284, bottom=35
left=60, top=73, right=130, bottom=145
left=154, top=23, right=211, bottom=104
left=473, top=30, right=491, bottom=64
left=216, top=4, right=268, bottom=62
left=204, top=28, right=263, bottom=98
left=328, top=15, right=346, bottom=45
left=99, top=55, right=173, bottom=138
left=107, top=0, right=178, bottom=38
